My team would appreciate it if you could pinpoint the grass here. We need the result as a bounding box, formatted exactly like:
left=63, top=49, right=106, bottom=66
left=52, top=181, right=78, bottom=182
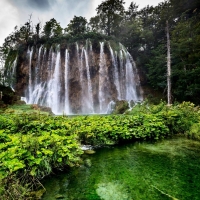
left=0, top=103, right=51, bottom=116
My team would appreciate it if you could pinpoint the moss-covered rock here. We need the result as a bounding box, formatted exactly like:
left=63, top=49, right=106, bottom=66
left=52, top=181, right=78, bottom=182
left=0, top=85, right=18, bottom=105
left=112, top=100, right=129, bottom=114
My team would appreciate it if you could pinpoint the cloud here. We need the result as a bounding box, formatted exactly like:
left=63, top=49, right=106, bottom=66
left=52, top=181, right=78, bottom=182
left=8, top=0, right=52, bottom=11
left=0, top=1, right=20, bottom=44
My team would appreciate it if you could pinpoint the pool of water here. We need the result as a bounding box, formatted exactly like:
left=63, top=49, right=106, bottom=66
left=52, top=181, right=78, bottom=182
left=42, top=137, right=200, bottom=200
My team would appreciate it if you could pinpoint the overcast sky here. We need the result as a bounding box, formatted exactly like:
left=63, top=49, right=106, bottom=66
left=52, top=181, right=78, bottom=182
left=0, top=0, right=164, bottom=46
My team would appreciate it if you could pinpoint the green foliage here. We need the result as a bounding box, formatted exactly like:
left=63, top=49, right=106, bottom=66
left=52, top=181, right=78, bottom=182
left=43, top=18, right=63, bottom=39
left=96, top=0, right=125, bottom=36
left=89, top=16, right=101, bottom=33
left=171, top=13, right=200, bottom=103
left=146, top=44, right=167, bottom=90
left=187, top=123, right=200, bottom=140
left=128, top=101, right=200, bottom=135
left=66, top=16, right=88, bottom=35
left=0, top=114, right=83, bottom=198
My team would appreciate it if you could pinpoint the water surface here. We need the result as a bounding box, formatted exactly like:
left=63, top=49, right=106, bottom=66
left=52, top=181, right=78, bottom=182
left=42, top=137, right=200, bottom=200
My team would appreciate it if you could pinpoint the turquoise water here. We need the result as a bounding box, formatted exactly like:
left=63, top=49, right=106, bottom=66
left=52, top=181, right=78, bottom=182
left=42, top=137, right=200, bottom=200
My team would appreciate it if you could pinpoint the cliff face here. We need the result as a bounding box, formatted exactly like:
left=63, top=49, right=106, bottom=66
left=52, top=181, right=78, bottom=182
left=14, top=40, right=142, bottom=114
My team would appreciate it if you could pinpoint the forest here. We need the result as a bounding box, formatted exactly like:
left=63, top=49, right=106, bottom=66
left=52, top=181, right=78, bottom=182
left=0, top=0, right=200, bottom=104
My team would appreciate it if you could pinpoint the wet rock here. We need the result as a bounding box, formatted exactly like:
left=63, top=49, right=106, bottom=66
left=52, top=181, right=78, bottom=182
left=55, top=194, right=65, bottom=199
left=84, top=149, right=96, bottom=154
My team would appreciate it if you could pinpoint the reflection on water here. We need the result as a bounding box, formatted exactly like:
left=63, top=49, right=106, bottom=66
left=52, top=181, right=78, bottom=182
left=42, top=137, right=200, bottom=200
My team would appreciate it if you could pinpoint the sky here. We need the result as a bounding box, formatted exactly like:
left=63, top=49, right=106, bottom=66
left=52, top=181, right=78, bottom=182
left=0, top=0, right=164, bottom=46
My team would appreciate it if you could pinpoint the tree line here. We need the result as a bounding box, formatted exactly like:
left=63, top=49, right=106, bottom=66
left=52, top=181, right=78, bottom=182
left=0, top=0, right=200, bottom=104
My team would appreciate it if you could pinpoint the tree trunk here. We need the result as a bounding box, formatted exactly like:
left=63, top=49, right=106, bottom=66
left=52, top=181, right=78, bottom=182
left=107, top=15, right=111, bottom=36
left=166, top=20, right=171, bottom=105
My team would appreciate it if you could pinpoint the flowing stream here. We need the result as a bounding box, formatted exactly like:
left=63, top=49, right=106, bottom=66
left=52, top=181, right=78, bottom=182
left=42, top=137, right=200, bottom=200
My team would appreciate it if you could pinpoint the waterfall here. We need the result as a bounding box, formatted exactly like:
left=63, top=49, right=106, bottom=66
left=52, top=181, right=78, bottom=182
left=23, top=41, right=142, bottom=115
left=99, top=42, right=107, bottom=113
left=79, top=48, right=84, bottom=112
left=80, top=48, right=84, bottom=88
left=40, top=47, right=47, bottom=83
left=9, top=57, right=17, bottom=91
left=49, top=47, right=61, bottom=114
left=27, top=47, right=33, bottom=103
left=109, top=45, right=121, bottom=99
left=124, top=50, right=138, bottom=101
left=35, top=45, right=43, bottom=86
left=79, top=47, right=94, bottom=113
left=119, top=50, right=126, bottom=99
left=121, top=43, right=142, bottom=102
left=127, top=52, right=143, bottom=101
left=84, top=49, right=94, bottom=113
left=64, top=49, right=70, bottom=114
left=46, top=48, right=55, bottom=108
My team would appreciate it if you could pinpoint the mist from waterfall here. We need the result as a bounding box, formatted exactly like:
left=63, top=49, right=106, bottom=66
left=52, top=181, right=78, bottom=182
left=24, top=41, right=142, bottom=115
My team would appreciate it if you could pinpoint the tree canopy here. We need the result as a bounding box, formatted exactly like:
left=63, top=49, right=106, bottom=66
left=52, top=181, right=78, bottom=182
left=66, top=16, right=87, bottom=35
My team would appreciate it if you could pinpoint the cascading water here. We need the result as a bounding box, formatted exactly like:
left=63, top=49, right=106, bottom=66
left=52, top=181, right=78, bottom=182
left=23, top=41, right=142, bottom=115
left=27, top=47, right=33, bottom=102
left=79, top=48, right=85, bottom=112
left=64, top=49, right=70, bottom=114
left=84, top=49, right=94, bottom=113
left=8, top=57, right=17, bottom=91
left=121, top=44, right=143, bottom=102
left=109, top=45, right=121, bottom=99
left=124, top=50, right=138, bottom=101
left=99, top=42, right=108, bottom=113
left=119, top=50, right=126, bottom=99
left=35, top=45, right=43, bottom=86
left=48, top=46, right=61, bottom=114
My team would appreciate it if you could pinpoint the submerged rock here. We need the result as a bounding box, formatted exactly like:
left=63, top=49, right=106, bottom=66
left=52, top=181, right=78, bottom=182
left=29, top=188, right=46, bottom=199
left=96, top=181, right=132, bottom=200
left=84, top=149, right=96, bottom=154
left=55, top=194, right=65, bottom=199
left=84, top=158, right=92, bottom=167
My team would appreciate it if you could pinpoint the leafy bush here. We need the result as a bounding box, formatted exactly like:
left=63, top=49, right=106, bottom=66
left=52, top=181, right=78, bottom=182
left=129, top=101, right=200, bottom=135
left=187, top=123, right=200, bottom=140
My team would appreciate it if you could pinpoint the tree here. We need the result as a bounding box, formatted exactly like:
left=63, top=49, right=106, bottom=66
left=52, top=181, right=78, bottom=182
left=89, top=16, right=101, bottom=33
left=96, top=0, right=125, bottom=36
left=170, top=0, right=200, bottom=18
left=171, top=12, right=200, bottom=103
left=66, top=16, right=87, bottom=35
left=43, top=18, right=63, bottom=38
left=166, top=20, right=171, bottom=105
left=125, top=2, right=139, bottom=20
left=118, top=17, right=143, bottom=56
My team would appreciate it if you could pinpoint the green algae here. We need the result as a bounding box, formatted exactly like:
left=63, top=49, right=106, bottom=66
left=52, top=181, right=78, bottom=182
left=42, top=137, right=200, bottom=200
